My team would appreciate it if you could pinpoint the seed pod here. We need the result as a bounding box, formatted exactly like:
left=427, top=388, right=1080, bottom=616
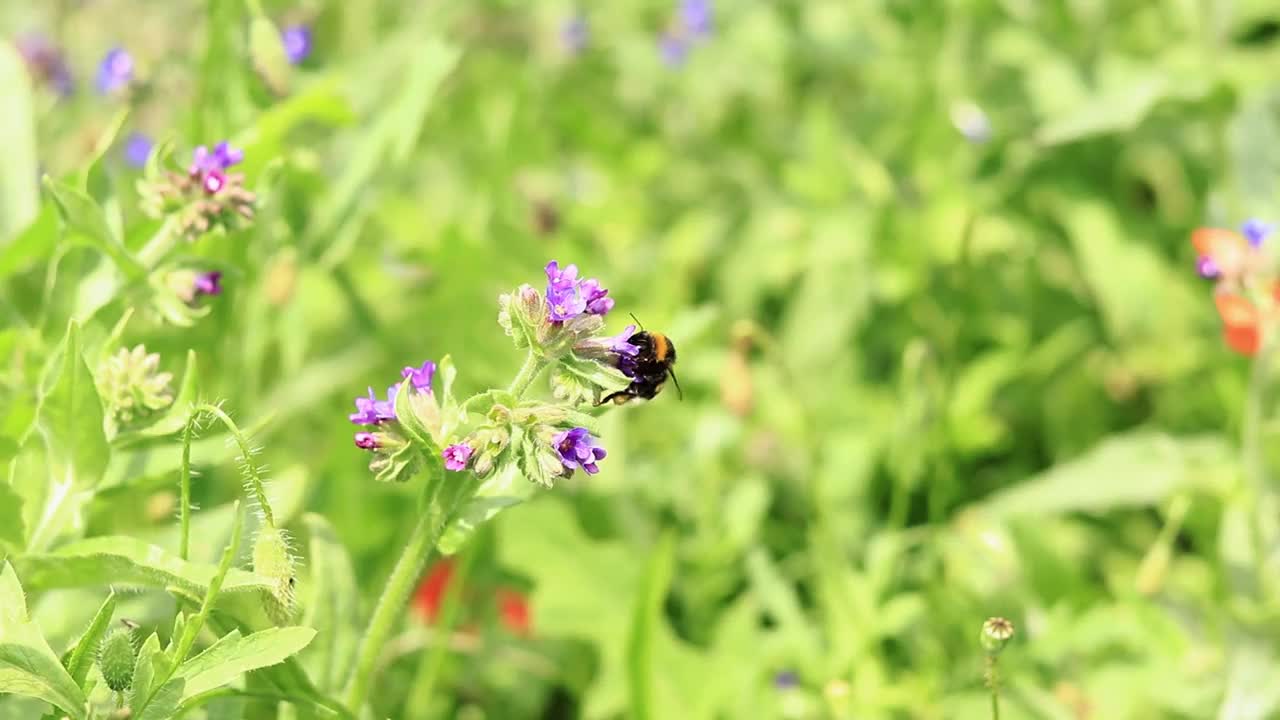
left=98, top=629, right=137, bottom=692
left=981, top=617, right=1015, bottom=655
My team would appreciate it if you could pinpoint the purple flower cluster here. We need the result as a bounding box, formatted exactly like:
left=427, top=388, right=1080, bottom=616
left=96, top=47, right=134, bottom=94
left=545, top=261, right=613, bottom=322
left=552, top=427, right=607, bottom=475
left=188, top=141, right=244, bottom=196
left=281, top=25, right=312, bottom=65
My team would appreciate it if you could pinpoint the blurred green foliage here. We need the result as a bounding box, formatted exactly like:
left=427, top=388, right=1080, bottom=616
left=5, top=0, right=1280, bottom=718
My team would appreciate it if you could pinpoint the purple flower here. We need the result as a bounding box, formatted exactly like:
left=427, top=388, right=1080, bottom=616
left=202, top=169, right=228, bottom=195
left=659, top=33, right=689, bottom=66
left=544, top=260, right=614, bottom=321
left=681, top=0, right=713, bottom=37
left=350, top=386, right=397, bottom=425
left=562, top=16, right=589, bottom=53
left=281, top=25, right=312, bottom=65
left=190, top=141, right=244, bottom=175
left=96, top=47, right=134, bottom=94
left=354, top=432, right=379, bottom=450
left=603, top=324, right=641, bottom=357
left=16, top=34, right=74, bottom=96
left=1197, top=256, right=1220, bottom=279
left=579, top=278, right=614, bottom=315
left=552, top=427, right=607, bottom=475
left=773, top=671, right=799, bottom=689
left=376, top=385, right=399, bottom=421
left=1242, top=219, right=1273, bottom=248
left=443, top=444, right=474, bottom=471
left=193, top=270, right=222, bottom=297
left=402, top=360, right=437, bottom=393
left=123, top=132, right=153, bottom=168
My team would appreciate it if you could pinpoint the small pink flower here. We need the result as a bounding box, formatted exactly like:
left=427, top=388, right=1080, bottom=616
left=443, top=443, right=474, bottom=471
left=203, top=169, right=227, bottom=195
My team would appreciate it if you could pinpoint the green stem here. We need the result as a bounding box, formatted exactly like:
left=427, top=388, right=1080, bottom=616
left=137, top=216, right=180, bottom=269
left=178, top=414, right=196, bottom=560
left=507, top=352, right=546, bottom=397
left=197, top=403, right=275, bottom=528
left=405, top=541, right=477, bottom=717
left=986, top=656, right=1000, bottom=720
left=1243, top=335, right=1275, bottom=593
left=343, top=510, right=443, bottom=712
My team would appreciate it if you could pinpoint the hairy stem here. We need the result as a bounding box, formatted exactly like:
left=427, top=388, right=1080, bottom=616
left=197, top=403, right=275, bottom=528
left=343, top=510, right=442, bottom=712
left=507, top=351, right=546, bottom=397
left=178, top=414, right=196, bottom=560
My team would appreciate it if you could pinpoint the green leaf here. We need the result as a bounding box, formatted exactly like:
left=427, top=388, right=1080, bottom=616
left=300, top=514, right=359, bottom=692
left=42, top=177, right=146, bottom=280
left=0, top=43, right=38, bottom=242
left=64, top=591, right=117, bottom=686
left=28, top=321, right=109, bottom=550
left=0, top=203, right=55, bottom=279
left=175, top=626, right=316, bottom=699
left=977, top=432, right=1233, bottom=517
left=0, top=562, right=87, bottom=719
left=0, top=481, right=25, bottom=550
left=12, top=535, right=289, bottom=630
left=550, top=353, right=631, bottom=405
left=136, top=678, right=184, bottom=720
left=1034, top=72, right=1168, bottom=146
left=129, top=633, right=162, bottom=713
left=626, top=533, right=676, bottom=720
left=249, top=15, right=293, bottom=96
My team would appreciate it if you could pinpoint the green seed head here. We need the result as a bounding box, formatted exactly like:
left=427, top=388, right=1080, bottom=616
left=98, top=629, right=137, bottom=692
left=980, top=616, right=1015, bottom=655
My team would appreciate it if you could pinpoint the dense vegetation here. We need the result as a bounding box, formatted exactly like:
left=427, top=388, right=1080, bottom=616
left=4, top=1, right=1280, bottom=718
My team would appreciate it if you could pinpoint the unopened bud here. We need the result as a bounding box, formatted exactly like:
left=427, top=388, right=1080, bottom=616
left=252, top=526, right=297, bottom=624
left=98, top=629, right=137, bottom=692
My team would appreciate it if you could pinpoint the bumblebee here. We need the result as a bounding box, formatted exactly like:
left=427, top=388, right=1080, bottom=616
left=600, top=329, right=681, bottom=405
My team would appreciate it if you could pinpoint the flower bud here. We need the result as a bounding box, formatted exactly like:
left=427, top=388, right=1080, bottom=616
left=97, top=345, right=174, bottom=439
left=252, top=526, right=297, bottom=624
left=98, top=628, right=137, bottom=692
left=980, top=617, right=1014, bottom=655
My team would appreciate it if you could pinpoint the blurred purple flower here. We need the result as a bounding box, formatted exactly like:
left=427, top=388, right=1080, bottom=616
left=123, top=132, right=153, bottom=168
left=96, top=47, right=134, bottom=94
left=1242, top=218, right=1273, bottom=248
left=193, top=270, right=222, bottom=297
left=950, top=101, right=991, bottom=144
left=15, top=33, right=73, bottom=96
left=659, top=32, right=689, bottom=66
left=773, top=671, right=799, bottom=689
left=552, top=426, right=606, bottom=475
left=443, top=444, right=474, bottom=471
left=681, top=0, right=713, bottom=37
left=354, top=432, right=379, bottom=450
left=561, top=16, right=589, bottom=53
left=1196, top=256, right=1219, bottom=279
left=545, top=260, right=614, bottom=321
left=189, top=141, right=244, bottom=175
left=402, top=360, right=437, bottom=393
left=281, top=25, right=312, bottom=65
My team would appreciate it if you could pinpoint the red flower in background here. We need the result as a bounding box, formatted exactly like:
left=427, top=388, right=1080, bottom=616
left=413, top=559, right=456, bottom=623
left=1215, top=292, right=1261, bottom=356
left=412, top=559, right=532, bottom=635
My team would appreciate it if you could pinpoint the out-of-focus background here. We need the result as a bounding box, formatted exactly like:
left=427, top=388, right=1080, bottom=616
left=4, top=0, right=1280, bottom=718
